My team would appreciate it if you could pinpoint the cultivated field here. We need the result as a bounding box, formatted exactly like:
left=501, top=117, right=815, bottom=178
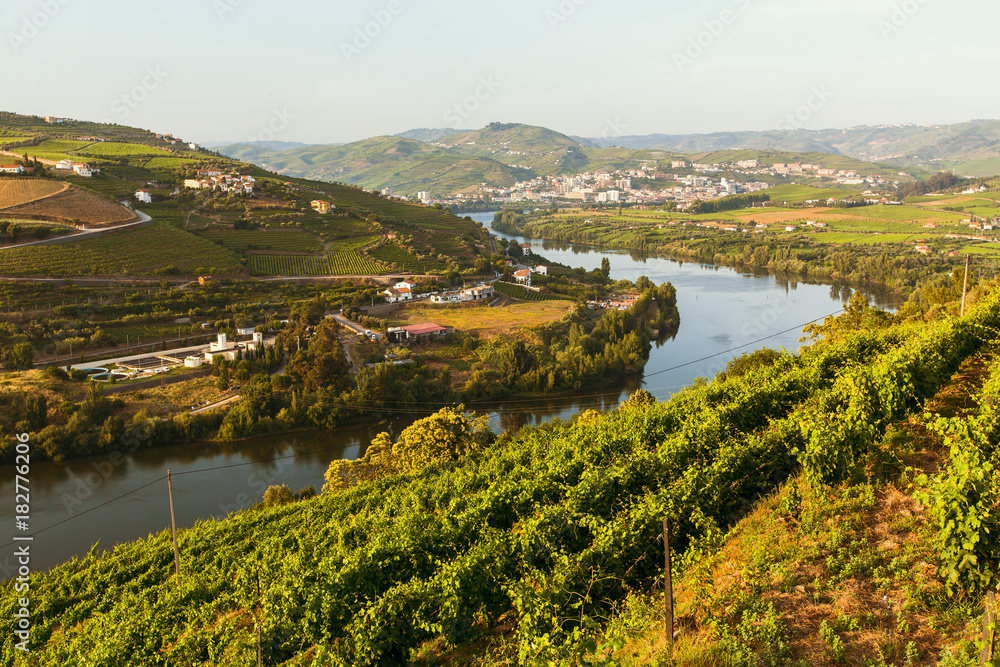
left=0, top=179, right=67, bottom=208
left=369, top=242, right=446, bottom=272
left=195, top=228, right=323, bottom=253
left=0, top=222, right=244, bottom=277
left=77, top=142, right=176, bottom=157
left=1, top=187, right=137, bottom=225
left=390, top=300, right=575, bottom=338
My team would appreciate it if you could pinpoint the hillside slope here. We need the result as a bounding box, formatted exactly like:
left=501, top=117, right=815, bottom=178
left=3, top=285, right=999, bottom=665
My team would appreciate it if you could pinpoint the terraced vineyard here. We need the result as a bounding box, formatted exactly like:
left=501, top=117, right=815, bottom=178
left=369, top=241, right=445, bottom=272
left=248, top=236, right=387, bottom=276
left=76, top=142, right=176, bottom=157
left=20, top=139, right=94, bottom=162
left=196, top=229, right=323, bottom=253
left=326, top=236, right=386, bottom=275
left=249, top=254, right=331, bottom=276
left=0, top=179, right=66, bottom=208
left=0, top=223, right=244, bottom=276
left=494, top=280, right=575, bottom=301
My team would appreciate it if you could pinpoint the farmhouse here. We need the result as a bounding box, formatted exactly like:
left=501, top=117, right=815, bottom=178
left=387, top=323, right=449, bottom=344
left=72, top=163, right=100, bottom=177
left=135, top=189, right=153, bottom=204
left=0, top=165, right=24, bottom=174
left=311, top=200, right=334, bottom=214
left=514, top=269, right=532, bottom=286
left=533, top=265, right=548, bottom=276
left=383, top=287, right=413, bottom=304
left=915, top=245, right=931, bottom=255
left=395, top=279, right=417, bottom=290
left=197, top=169, right=222, bottom=178
left=55, top=160, right=73, bottom=170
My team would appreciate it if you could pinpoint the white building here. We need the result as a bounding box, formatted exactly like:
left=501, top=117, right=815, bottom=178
left=384, top=287, right=413, bottom=303
left=394, top=279, right=417, bottom=291
left=513, top=269, right=532, bottom=286
left=0, top=165, right=24, bottom=174
left=533, top=265, right=548, bottom=276
left=55, top=160, right=74, bottom=170
left=188, top=143, right=199, bottom=150
left=417, top=191, right=431, bottom=203
left=72, top=163, right=100, bottom=177
left=135, top=189, right=152, bottom=204
left=597, top=190, right=621, bottom=203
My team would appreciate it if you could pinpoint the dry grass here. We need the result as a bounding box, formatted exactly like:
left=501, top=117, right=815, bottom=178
left=734, top=207, right=833, bottom=225
left=115, top=375, right=220, bottom=419
left=390, top=301, right=574, bottom=339
left=0, top=179, right=67, bottom=209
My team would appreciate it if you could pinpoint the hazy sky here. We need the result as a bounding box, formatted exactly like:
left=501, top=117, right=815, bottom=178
left=2, top=0, right=996, bottom=145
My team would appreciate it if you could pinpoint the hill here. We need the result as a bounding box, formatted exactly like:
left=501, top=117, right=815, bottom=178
left=0, top=112, right=490, bottom=278
left=219, top=135, right=532, bottom=196
left=585, top=120, right=1000, bottom=177
left=3, top=285, right=999, bottom=664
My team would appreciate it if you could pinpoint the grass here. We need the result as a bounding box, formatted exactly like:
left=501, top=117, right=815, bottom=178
left=764, top=184, right=857, bottom=204
left=388, top=300, right=575, bottom=338
left=20, top=139, right=94, bottom=162
left=0, top=222, right=245, bottom=277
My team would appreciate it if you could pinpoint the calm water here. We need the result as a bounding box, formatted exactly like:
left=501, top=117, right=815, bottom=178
left=0, top=212, right=898, bottom=574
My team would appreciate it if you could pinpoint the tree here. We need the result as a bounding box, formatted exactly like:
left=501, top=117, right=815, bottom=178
left=262, top=484, right=295, bottom=507
left=601, top=257, right=611, bottom=281
left=2, top=342, right=34, bottom=370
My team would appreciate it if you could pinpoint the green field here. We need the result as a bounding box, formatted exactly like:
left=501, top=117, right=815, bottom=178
left=142, top=156, right=211, bottom=170
left=77, top=142, right=176, bottom=157
left=20, top=139, right=93, bottom=162
left=196, top=229, right=323, bottom=253
left=0, top=223, right=244, bottom=277
left=763, top=184, right=855, bottom=204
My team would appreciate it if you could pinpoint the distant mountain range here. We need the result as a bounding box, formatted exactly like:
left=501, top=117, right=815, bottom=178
left=214, top=120, right=1000, bottom=196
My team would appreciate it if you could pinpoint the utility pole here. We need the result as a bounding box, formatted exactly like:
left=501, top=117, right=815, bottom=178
left=962, top=254, right=970, bottom=317
left=167, top=470, right=182, bottom=588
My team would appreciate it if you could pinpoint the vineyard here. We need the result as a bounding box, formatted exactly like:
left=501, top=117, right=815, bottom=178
left=493, top=280, right=575, bottom=301
left=0, top=186, right=136, bottom=225
left=326, top=236, right=386, bottom=275
left=249, top=254, right=332, bottom=277
left=76, top=142, right=176, bottom=157
left=369, top=242, right=445, bottom=272
left=196, top=228, right=323, bottom=253
left=0, top=223, right=244, bottom=277
left=7, top=285, right=998, bottom=664
left=0, top=179, right=66, bottom=208
left=20, top=139, right=93, bottom=162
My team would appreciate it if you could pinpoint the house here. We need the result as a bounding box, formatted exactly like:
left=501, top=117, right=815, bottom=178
left=55, top=159, right=74, bottom=170
left=394, top=279, right=417, bottom=291
left=462, top=284, right=494, bottom=301
left=135, top=189, right=153, bottom=204
left=72, top=163, right=100, bottom=177
left=188, top=143, right=199, bottom=151
left=311, top=200, right=333, bottom=214
left=44, top=116, right=65, bottom=124
left=0, top=165, right=24, bottom=174
left=915, top=245, right=931, bottom=255
left=383, top=287, right=413, bottom=304
left=519, top=244, right=533, bottom=255
left=513, top=269, right=532, bottom=286
left=197, top=169, right=222, bottom=178
left=204, top=333, right=239, bottom=362
left=533, top=265, right=548, bottom=276
left=785, top=226, right=797, bottom=232
left=387, top=323, right=448, bottom=344
left=430, top=292, right=463, bottom=304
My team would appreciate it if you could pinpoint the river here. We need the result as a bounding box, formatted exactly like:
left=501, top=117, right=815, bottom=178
left=0, top=211, right=899, bottom=574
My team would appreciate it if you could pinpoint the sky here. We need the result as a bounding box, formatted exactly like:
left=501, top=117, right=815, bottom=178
left=2, top=0, right=997, bottom=146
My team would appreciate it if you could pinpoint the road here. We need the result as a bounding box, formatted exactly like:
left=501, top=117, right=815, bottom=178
left=191, top=393, right=241, bottom=415
left=0, top=209, right=153, bottom=250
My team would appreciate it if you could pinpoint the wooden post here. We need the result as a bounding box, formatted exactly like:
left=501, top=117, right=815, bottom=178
left=982, top=590, right=997, bottom=664
left=167, top=470, right=182, bottom=587
left=962, top=254, right=971, bottom=317
left=664, top=517, right=674, bottom=657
